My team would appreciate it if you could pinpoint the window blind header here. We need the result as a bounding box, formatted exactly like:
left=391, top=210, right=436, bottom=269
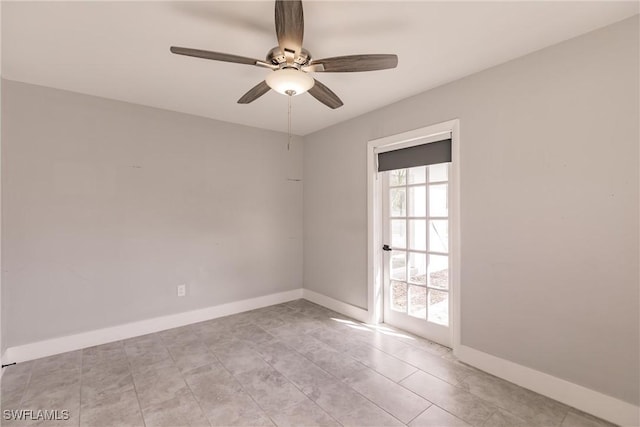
left=377, top=138, right=452, bottom=172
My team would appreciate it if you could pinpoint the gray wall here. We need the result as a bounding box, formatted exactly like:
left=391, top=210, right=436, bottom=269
left=1, top=80, right=303, bottom=347
left=303, top=16, right=639, bottom=405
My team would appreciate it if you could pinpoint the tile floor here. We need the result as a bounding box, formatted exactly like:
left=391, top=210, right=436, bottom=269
left=1, top=299, right=616, bottom=427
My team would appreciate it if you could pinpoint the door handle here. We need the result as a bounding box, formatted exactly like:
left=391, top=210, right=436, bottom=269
left=382, top=244, right=392, bottom=251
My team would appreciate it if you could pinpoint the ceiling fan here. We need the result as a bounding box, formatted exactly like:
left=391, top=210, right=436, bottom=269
left=170, top=0, right=398, bottom=109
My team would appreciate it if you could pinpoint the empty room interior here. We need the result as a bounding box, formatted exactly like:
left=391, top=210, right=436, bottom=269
left=0, top=1, right=638, bottom=426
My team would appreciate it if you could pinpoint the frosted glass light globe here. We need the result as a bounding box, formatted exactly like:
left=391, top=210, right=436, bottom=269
left=266, top=69, right=314, bottom=96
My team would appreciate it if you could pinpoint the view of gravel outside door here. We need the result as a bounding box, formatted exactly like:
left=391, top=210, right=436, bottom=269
left=388, top=165, right=450, bottom=326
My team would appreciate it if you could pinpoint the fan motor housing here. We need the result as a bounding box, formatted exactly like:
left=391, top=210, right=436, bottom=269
left=267, top=47, right=311, bottom=69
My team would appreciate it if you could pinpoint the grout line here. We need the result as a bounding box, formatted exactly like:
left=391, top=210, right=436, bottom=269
left=479, top=408, right=499, bottom=427
left=18, top=361, right=35, bottom=408
left=12, top=362, right=34, bottom=409
left=177, top=347, right=214, bottom=427
left=404, top=402, right=433, bottom=425
left=251, top=308, right=406, bottom=426
left=242, top=306, right=351, bottom=424
left=439, top=404, right=477, bottom=427
left=401, top=369, right=503, bottom=426
left=123, top=342, right=148, bottom=427
left=250, top=327, right=345, bottom=426
left=208, top=348, right=279, bottom=427
left=78, top=349, right=84, bottom=427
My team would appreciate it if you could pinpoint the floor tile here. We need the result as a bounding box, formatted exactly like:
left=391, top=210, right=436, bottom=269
left=561, top=411, right=618, bottom=427
left=309, top=327, right=356, bottom=353
left=482, top=408, right=530, bottom=427
left=310, top=379, right=404, bottom=426
left=267, top=350, right=336, bottom=398
left=233, top=324, right=278, bottom=345
left=158, top=325, right=202, bottom=346
left=79, top=389, right=144, bottom=427
left=409, top=405, right=470, bottom=427
left=197, top=388, right=274, bottom=426
left=345, top=341, right=418, bottom=382
left=140, top=386, right=210, bottom=427
left=22, top=372, right=80, bottom=405
left=80, top=360, right=135, bottom=405
left=131, top=364, right=188, bottom=410
left=267, top=316, right=325, bottom=338
left=234, top=365, right=308, bottom=412
left=384, top=327, right=452, bottom=357
left=267, top=397, right=340, bottom=426
left=212, top=342, right=270, bottom=375
left=1, top=387, right=26, bottom=410
left=185, top=367, right=271, bottom=427
left=31, top=351, right=82, bottom=378
left=1, top=363, right=33, bottom=407
left=183, top=362, right=243, bottom=397
left=166, top=342, right=218, bottom=373
left=344, top=368, right=431, bottom=423
left=208, top=313, right=255, bottom=331
left=200, top=330, right=238, bottom=349
left=82, top=341, right=126, bottom=361
left=249, top=340, right=296, bottom=365
left=360, top=331, right=415, bottom=355
left=126, top=347, right=174, bottom=372
left=277, top=333, right=325, bottom=353
left=292, top=336, right=368, bottom=380
left=401, top=370, right=497, bottom=426
left=459, top=372, right=569, bottom=426
left=394, top=345, right=475, bottom=385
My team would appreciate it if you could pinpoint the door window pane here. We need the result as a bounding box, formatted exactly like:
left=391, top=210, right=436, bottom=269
left=408, top=285, right=427, bottom=319
left=391, top=220, right=406, bottom=249
left=428, top=289, right=449, bottom=326
left=428, top=163, right=448, bottom=182
left=408, top=252, right=427, bottom=285
left=390, top=251, right=407, bottom=281
left=429, top=220, right=448, bottom=253
left=429, top=184, right=448, bottom=217
left=428, top=254, right=449, bottom=289
left=389, top=169, right=406, bottom=186
left=408, top=220, right=426, bottom=251
left=408, top=186, right=426, bottom=217
left=408, top=166, right=426, bottom=184
left=390, top=188, right=406, bottom=217
left=391, top=281, right=407, bottom=313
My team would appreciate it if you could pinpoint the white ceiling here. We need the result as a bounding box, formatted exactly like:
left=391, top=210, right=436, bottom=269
left=2, top=1, right=638, bottom=135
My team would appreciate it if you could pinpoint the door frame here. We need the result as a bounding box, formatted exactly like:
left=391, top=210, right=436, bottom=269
left=367, top=119, right=460, bottom=352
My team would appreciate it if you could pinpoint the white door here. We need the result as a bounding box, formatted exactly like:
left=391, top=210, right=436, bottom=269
left=382, top=163, right=451, bottom=347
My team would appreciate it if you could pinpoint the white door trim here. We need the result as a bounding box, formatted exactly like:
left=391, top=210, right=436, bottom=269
left=367, top=119, right=460, bottom=351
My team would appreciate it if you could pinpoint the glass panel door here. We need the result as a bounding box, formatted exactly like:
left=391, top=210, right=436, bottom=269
left=382, top=165, right=451, bottom=346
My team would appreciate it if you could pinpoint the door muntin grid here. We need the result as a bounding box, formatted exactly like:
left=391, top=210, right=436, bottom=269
left=388, top=164, right=450, bottom=326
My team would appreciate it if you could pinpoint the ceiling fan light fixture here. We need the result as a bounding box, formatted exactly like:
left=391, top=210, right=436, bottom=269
left=266, top=68, right=314, bottom=96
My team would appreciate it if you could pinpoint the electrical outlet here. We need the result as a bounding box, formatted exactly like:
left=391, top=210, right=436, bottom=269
left=177, top=284, right=186, bottom=297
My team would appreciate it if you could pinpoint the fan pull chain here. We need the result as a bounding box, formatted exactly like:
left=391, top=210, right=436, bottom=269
left=287, top=92, right=292, bottom=151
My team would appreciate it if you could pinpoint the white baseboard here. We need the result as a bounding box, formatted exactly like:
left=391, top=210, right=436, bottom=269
left=4, top=288, right=303, bottom=364
left=456, top=345, right=639, bottom=426
left=302, top=289, right=369, bottom=323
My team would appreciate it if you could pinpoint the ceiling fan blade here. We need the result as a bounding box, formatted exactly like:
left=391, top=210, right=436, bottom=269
left=308, top=79, right=343, bottom=109
left=306, top=54, right=398, bottom=73
left=275, top=0, right=304, bottom=59
left=170, top=46, right=275, bottom=69
left=238, top=81, right=271, bottom=104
